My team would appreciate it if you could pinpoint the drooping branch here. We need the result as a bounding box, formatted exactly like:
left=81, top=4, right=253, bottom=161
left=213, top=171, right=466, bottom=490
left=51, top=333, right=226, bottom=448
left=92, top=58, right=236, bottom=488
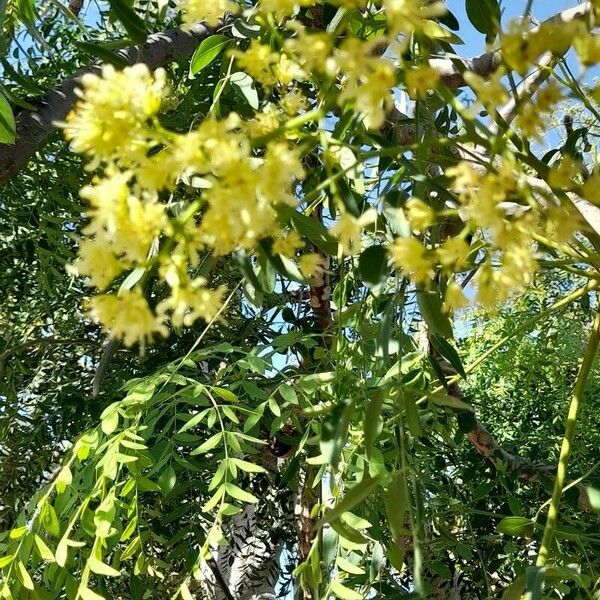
left=0, top=22, right=214, bottom=186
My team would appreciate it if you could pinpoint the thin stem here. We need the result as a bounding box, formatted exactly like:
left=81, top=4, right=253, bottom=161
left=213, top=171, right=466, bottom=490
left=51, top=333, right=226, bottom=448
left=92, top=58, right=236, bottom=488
left=536, top=310, right=600, bottom=567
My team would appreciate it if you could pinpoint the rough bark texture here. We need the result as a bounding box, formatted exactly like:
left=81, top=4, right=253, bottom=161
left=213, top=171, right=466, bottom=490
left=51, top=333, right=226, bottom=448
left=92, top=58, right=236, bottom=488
left=0, top=22, right=214, bottom=186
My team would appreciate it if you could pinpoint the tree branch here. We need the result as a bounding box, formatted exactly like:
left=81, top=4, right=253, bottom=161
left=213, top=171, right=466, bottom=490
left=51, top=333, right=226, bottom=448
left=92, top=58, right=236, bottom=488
left=0, top=22, right=214, bottom=187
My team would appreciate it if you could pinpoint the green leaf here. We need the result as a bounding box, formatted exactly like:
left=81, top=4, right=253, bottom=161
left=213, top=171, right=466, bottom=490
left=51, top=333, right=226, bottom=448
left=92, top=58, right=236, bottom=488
left=363, top=391, right=384, bottom=456
left=384, top=471, right=409, bottom=541
left=502, top=576, right=526, bottom=600
left=17, top=561, right=34, bottom=590
left=268, top=396, right=281, bottom=417
left=190, top=432, right=222, bottom=455
left=9, top=526, right=27, bottom=539
left=79, top=587, right=106, bottom=600
left=225, top=483, right=259, bottom=504
left=190, top=35, right=230, bottom=75
left=421, top=20, right=464, bottom=44
left=430, top=333, right=466, bottom=378
left=336, top=556, right=365, bottom=575
left=202, top=486, right=225, bottom=512
left=428, top=391, right=474, bottom=413
left=321, top=474, right=382, bottom=525
left=330, top=519, right=368, bottom=545
left=587, top=485, right=600, bottom=511
left=121, top=536, right=140, bottom=560
left=278, top=384, right=298, bottom=404
left=34, top=535, right=55, bottom=562
left=179, top=583, right=194, bottom=600
left=75, top=41, right=128, bottom=68
left=107, top=0, right=147, bottom=42
left=230, top=71, right=259, bottom=110
left=41, top=503, right=60, bottom=537
left=158, top=466, right=177, bottom=494
left=0, top=555, right=14, bottom=568
left=56, top=466, right=73, bottom=494
left=496, top=517, right=534, bottom=537
left=231, top=18, right=261, bottom=38
left=101, top=406, right=119, bottom=435
left=55, top=541, right=69, bottom=566
left=179, top=411, right=206, bottom=433
left=231, top=458, right=267, bottom=473
left=417, top=288, right=453, bottom=339
left=330, top=580, right=363, bottom=600
left=465, top=0, right=500, bottom=37
left=358, top=245, right=388, bottom=286
left=320, top=397, right=354, bottom=468
left=212, top=387, right=237, bottom=402
left=88, top=556, right=121, bottom=577
left=284, top=207, right=338, bottom=255
left=0, top=92, right=16, bottom=144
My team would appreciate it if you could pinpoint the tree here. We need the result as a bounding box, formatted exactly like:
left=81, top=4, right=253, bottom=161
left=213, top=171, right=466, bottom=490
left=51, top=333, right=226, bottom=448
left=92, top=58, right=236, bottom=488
left=2, top=0, right=600, bottom=598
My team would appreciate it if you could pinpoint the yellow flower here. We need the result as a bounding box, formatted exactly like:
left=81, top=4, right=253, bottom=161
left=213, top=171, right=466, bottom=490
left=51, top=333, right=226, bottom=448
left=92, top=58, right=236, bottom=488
left=463, top=70, right=508, bottom=109
left=258, top=142, right=305, bottom=206
left=88, top=290, right=168, bottom=347
left=69, top=238, right=123, bottom=290
left=536, top=83, right=562, bottom=112
left=497, top=243, right=537, bottom=290
left=111, top=196, right=166, bottom=264
left=405, top=197, right=434, bottom=231
left=404, top=66, right=440, bottom=99
left=332, top=38, right=396, bottom=129
left=330, top=209, right=376, bottom=256
left=244, top=105, right=281, bottom=139
left=545, top=207, right=579, bottom=243
left=61, top=65, right=167, bottom=165
left=197, top=113, right=247, bottom=175
left=541, top=20, right=585, bottom=55
left=514, top=104, right=542, bottom=140
left=234, top=40, right=279, bottom=87
left=500, top=21, right=544, bottom=76
left=475, top=262, right=500, bottom=309
left=384, top=0, right=446, bottom=36
left=81, top=181, right=166, bottom=264
left=80, top=171, right=131, bottom=236
left=298, top=253, right=326, bottom=279
left=285, top=26, right=333, bottom=74
left=388, top=237, right=434, bottom=284
left=272, top=231, right=304, bottom=257
left=279, top=89, right=309, bottom=115
left=437, top=237, right=470, bottom=270
left=574, top=34, right=600, bottom=66
left=158, top=279, right=226, bottom=327
left=258, top=0, right=316, bottom=19
left=581, top=174, right=600, bottom=205
left=548, top=156, right=580, bottom=189
left=180, top=0, right=239, bottom=27
left=443, top=281, right=468, bottom=312
left=200, top=164, right=275, bottom=254
left=276, top=54, right=305, bottom=86
left=446, top=161, right=481, bottom=201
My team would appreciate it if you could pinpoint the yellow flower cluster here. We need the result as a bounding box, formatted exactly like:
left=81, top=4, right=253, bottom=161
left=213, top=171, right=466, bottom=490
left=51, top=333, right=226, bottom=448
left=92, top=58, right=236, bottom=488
left=445, top=157, right=562, bottom=309
left=62, top=64, right=167, bottom=167
left=328, top=38, right=396, bottom=129
left=501, top=19, right=585, bottom=75
left=514, top=82, right=563, bottom=141
left=181, top=0, right=239, bottom=27
left=62, top=64, right=306, bottom=345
